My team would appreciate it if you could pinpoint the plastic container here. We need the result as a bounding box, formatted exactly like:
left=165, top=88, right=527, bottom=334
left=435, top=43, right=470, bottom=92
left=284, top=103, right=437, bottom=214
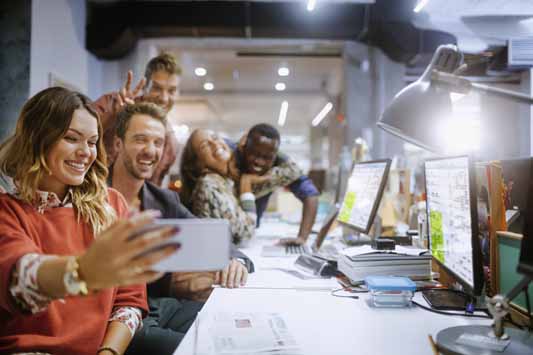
left=365, top=276, right=416, bottom=308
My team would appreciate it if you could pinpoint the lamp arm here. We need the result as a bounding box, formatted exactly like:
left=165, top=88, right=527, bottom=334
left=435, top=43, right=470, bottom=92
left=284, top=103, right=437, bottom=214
left=470, top=82, right=533, bottom=104
left=431, top=70, right=472, bottom=93
left=431, top=70, right=533, bottom=105
left=505, top=275, right=532, bottom=305
left=488, top=275, right=532, bottom=339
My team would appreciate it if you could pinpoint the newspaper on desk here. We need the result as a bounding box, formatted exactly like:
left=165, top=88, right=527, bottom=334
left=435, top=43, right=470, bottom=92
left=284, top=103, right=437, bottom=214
left=195, top=312, right=303, bottom=355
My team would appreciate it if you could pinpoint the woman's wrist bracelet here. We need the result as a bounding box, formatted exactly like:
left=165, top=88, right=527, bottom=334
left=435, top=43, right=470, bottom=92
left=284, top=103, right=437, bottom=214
left=97, top=346, right=119, bottom=355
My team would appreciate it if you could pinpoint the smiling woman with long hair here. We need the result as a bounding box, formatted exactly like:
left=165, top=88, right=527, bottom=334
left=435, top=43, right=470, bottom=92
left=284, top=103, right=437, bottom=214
left=0, top=87, right=179, bottom=355
left=179, top=129, right=273, bottom=245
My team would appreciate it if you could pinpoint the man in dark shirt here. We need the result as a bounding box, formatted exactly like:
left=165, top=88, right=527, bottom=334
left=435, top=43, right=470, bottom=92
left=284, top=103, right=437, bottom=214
left=227, top=123, right=320, bottom=246
left=109, top=102, right=252, bottom=354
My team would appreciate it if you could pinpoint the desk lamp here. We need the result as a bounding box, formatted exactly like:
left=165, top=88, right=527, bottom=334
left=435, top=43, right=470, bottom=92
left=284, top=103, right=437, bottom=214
left=377, top=44, right=533, bottom=153
left=377, top=44, right=533, bottom=354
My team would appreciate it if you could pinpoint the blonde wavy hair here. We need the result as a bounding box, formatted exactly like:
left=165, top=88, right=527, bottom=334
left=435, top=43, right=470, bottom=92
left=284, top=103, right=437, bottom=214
left=0, top=87, right=115, bottom=235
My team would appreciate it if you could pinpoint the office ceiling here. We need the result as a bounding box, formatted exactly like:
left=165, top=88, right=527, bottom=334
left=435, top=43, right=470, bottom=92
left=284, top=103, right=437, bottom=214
left=85, top=0, right=533, bottom=141
left=162, top=39, right=343, bottom=137
left=86, top=0, right=454, bottom=62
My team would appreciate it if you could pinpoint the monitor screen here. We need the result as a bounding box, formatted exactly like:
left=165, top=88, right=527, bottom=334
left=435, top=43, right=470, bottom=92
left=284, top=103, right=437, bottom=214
left=518, top=158, right=533, bottom=277
left=337, top=159, right=391, bottom=234
left=425, top=156, right=483, bottom=295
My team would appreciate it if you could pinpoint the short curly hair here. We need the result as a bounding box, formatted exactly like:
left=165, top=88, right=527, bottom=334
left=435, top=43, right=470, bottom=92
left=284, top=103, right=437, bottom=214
left=116, top=102, right=167, bottom=139
left=145, top=52, right=182, bottom=84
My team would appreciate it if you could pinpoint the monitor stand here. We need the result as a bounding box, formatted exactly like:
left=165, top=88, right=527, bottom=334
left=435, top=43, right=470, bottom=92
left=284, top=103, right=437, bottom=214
left=436, top=276, right=533, bottom=355
left=422, top=289, right=487, bottom=312
left=436, top=325, right=532, bottom=355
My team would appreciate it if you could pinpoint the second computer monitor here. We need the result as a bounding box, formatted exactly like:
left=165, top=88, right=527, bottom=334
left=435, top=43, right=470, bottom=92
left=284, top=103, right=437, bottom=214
left=337, top=159, right=391, bottom=234
left=424, top=155, right=484, bottom=296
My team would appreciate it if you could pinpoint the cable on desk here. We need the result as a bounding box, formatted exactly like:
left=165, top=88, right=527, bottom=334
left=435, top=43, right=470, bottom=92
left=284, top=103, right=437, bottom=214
left=331, top=287, right=367, bottom=299
left=411, top=299, right=492, bottom=319
left=413, top=290, right=526, bottom=328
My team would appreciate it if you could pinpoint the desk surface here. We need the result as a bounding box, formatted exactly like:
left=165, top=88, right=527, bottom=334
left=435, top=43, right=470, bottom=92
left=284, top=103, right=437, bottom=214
left=173, top=221, right=491, bottom=355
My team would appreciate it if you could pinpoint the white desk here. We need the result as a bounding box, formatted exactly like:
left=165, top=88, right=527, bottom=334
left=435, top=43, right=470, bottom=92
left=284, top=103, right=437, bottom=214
left=173, top=221, right=491, bottom=355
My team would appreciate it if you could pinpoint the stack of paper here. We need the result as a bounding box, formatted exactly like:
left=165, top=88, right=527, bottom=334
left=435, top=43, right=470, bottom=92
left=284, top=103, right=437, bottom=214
left=338, top=245, right=432, bottom=284
left=340, top=244, right=429, bottom=258
left=194, top=312, right=303, bottom=355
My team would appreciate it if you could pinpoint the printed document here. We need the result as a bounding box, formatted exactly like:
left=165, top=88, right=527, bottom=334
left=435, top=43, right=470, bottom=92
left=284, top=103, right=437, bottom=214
left=195, top=312, right=303, bottom=355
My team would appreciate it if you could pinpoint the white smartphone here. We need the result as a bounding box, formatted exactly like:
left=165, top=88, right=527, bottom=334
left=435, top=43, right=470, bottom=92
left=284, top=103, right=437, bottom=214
left=148, top=218, right=231, bottom=272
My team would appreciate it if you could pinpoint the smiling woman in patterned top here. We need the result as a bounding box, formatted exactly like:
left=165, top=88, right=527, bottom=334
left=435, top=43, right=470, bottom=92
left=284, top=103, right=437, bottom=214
left=179, top=129, right=302, bottom=245
left=0, top=87, right=180, bottom=355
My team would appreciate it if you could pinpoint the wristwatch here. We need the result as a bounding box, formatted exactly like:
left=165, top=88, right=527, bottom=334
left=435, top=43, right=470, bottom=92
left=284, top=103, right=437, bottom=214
left=63, top=256, right=88, bottom=296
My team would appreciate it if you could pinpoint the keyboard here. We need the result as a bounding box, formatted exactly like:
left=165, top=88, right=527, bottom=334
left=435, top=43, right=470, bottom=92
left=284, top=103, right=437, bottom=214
left=286, top=245, right=305, bottom=255
left=261, top=244, right=308, bottom=257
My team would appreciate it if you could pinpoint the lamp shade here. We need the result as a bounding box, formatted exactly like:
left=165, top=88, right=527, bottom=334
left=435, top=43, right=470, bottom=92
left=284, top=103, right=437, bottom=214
left=377, top=44, right=462, bottom=153
left=377, top=79, right=453, bottom=153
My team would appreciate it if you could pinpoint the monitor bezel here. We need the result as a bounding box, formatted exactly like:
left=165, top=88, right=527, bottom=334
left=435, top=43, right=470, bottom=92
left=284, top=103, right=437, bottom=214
left=424, top=155, right=484, bottom=296
left=313, top=206, right=340, bottom=252
left=517, top=158, right=533, bottom=277
left=337, top=158, right=392, bottom=234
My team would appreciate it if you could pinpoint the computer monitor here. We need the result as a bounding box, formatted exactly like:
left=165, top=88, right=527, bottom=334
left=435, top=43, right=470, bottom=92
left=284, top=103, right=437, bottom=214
left=424, top=156, right=484, bottom=298
left=337, top=159, right=391, bottom=234
left=435, top=158, right=533, bottom=354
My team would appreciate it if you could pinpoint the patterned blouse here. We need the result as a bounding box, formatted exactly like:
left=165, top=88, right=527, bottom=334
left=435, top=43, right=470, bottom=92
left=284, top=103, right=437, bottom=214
left=190, top=160, right=303, bottom=245
left=191, top=174, right=256, bottom=245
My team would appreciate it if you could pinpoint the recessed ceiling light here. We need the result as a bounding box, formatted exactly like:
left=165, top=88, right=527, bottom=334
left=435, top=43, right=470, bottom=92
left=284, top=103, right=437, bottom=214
left=278, top=101, right=289, bottom=127
left=307, top=0, right=316, bottom=12
left=275, top=83, right=286, bottom=91
left=311, top=102, right=333, bottom=127
left=195, top=67, right=207, bottom=76
left=278, top=67, right=290, bottom=76
left=203, top=82, right=214, bottom=91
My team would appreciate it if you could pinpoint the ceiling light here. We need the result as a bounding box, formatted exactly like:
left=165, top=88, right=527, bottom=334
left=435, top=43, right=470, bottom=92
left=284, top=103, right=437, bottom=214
left=413, top=0, right=429, bottom=13
left=275, top=83, right=286, bottom=91
left=203, top=82, right=214, bottom=91
left=311, top=102, right=333, bottom=127
left=278, top=101, right=289, bottom=127
left=307, top=0, right=316, bottom=12
left=195, top=67, right=207, bottom=76
left=278, top=67, right=290, bottom=76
